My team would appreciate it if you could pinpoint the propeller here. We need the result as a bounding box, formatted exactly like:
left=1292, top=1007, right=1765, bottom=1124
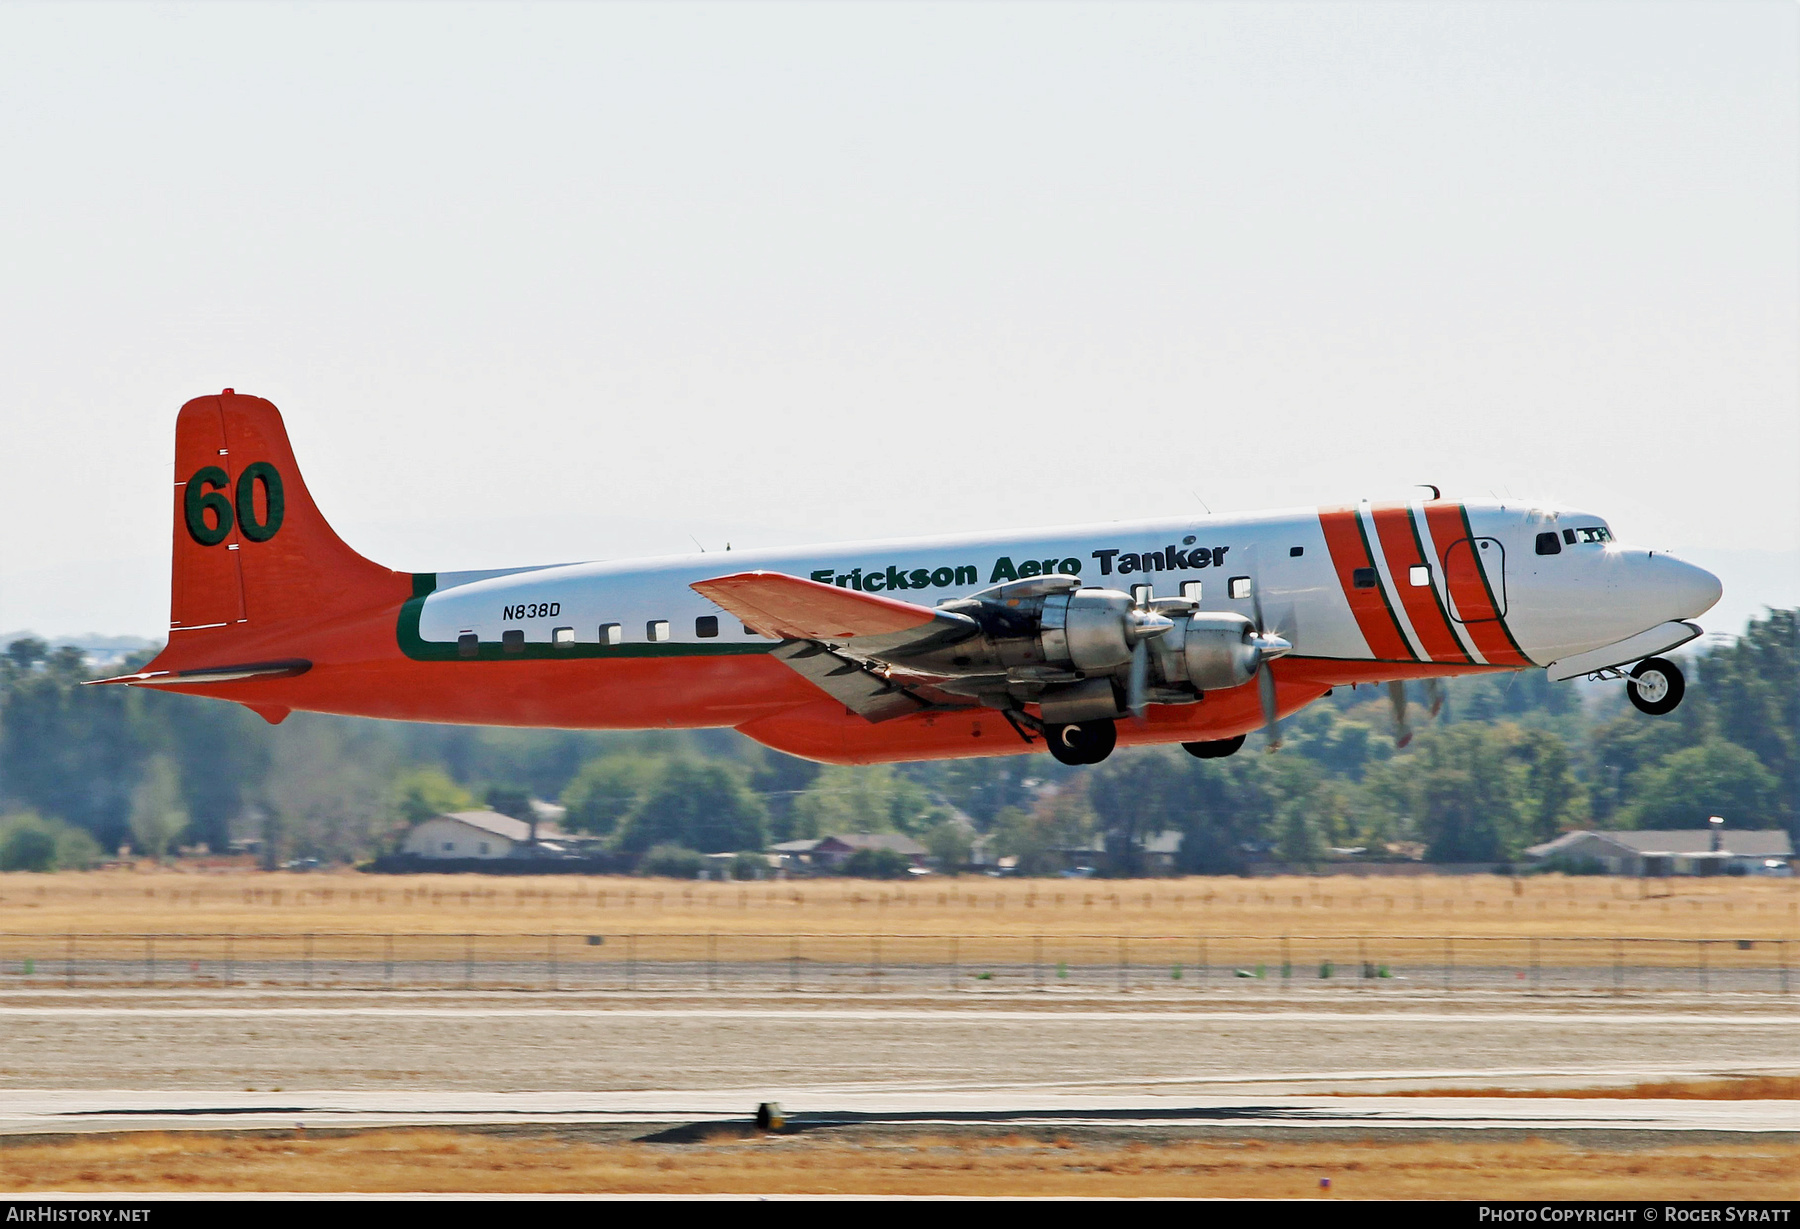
left=1124, top=590, right=1172, bottom=720
left=1387, top=678, right=1446, bottom=749
left=1245, top=558, right=1293, bottom=751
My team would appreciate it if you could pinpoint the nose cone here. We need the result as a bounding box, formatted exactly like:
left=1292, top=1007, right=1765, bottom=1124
left=1650, top=553, right=1723, bottom=621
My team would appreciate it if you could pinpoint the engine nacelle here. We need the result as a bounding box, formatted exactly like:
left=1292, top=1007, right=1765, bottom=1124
left=907, top=581, right=1169, bottom=680
left=1179, top=612, right=1266, bottom=691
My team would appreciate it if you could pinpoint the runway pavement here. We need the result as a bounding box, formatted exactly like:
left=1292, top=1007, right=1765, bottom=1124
left=1, top=1087, right=1795, bottom=1138
left=2, top=992, right=1794, bottom=1141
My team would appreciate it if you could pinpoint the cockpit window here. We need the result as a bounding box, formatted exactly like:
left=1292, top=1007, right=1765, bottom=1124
left=1535, top=532, right=1561, bottom=556
left=1574, top=526, right=1612, bottom=543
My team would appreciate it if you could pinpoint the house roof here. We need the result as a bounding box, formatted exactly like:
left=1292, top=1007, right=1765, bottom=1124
left=815, top=833, right=928, bottom=857
left=769, top=839, right=824, bottom=853
left=432, top=810, right=563, bottom=843
left=1525, top=830, right=1793, bottom=859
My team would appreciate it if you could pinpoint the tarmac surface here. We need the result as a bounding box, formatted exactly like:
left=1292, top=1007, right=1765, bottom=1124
left=2, top=991, right=1795, bottom=1142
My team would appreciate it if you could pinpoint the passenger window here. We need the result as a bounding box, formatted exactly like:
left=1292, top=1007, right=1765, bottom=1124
left=1179, top=581, right=1202, bottom=601
left=552, top=626, right=575, bottom=647
left=599, top=623, right=622, bottom=647
left=1130, top=584, right=1153, bottom=606
left=647, top=620, right=670, bottom=643
left=1536, top=532, right=1562, bottom=556
left=742, top=624, right=760, bottom=637
left=1352, top=567, right=1377, bottom=590
left=501, top=629, right=525, bottom=655
left=1289, top=546, right=1304, bottom=557
left=1229, top=576, right=1253, bottom=600
left=457, top=632, right=479, bottom=659
left=695, top=616, right=719, bottom=638
left=1409, top=564, right=1431, bottom=587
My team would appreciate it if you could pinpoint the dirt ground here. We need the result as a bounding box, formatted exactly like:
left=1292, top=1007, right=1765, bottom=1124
left=2, top=1128, right=1795, bottom=1198
left=2, top=869, right=1794, bottom=943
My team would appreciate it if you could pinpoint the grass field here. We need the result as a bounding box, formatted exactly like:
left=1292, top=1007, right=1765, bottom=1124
left=1364, top=1076, right=1800, bottom=1099
left=2, top=1129, right=1795, bottom=1197
left=2, top=869, right=1794, bottom=942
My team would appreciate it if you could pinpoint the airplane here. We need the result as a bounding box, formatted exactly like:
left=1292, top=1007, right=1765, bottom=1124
left=92, top=391, right=1724, bottom=766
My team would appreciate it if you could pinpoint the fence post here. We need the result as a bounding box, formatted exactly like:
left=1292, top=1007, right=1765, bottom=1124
left=1699, top=939, right=1708, bottom=994
left=1281, top=935, right=1291, bottom=983
left=1118, top=936, right=1128, bottom=993
left=464, top=934, right=473, bottom=990
left=627, top=933, right=636, bottom=992
left=64, top=934, right=73, bottom=989
left=1782, top=939, right=1790, bottom=995
left=146, top=935, right=154, bottom=987
left=1613, top=937, right=1623, bottom=996
left=789, top=934, right=799, bottom=993
left=304, top=933, right=313, bottom=988
left=384, top=933, right=393, bottom=989
left=1443, top=936, right=1452, bottom=993
left=225, top=934, right=234, bottom=988
left=1198, top=936, right=1207, bottom=991
left=1034, top=935, right=1043, bottom=990
left=870, top=934, right=881, bottom=992
left=1357, top=937, right=1367, bottom=989
left=949, top=935, right=958, bottom=992
left=1530, top=937, right=1539, bottom=992
left=548, top=932, right=557, bottom=991
left=707, top=933, right=716, bottom=992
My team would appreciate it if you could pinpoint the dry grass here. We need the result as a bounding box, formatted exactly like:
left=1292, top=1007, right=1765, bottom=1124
left=1, top=1129, right=1795, bottom=1197
left=1368, top=1076, right=1800, bottom=1100
left=1, top=870, right=1794, bottom=943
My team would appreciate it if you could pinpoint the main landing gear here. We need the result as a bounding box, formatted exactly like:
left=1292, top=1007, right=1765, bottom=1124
left=1181, top=734, right=1246, bottom=760
left=1045, top=719, right=1117, bottom=766
left=1626, top=656, right=1686, bottom=716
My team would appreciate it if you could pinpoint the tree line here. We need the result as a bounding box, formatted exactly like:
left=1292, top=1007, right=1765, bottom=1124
left=0, top=608, right=1792, bottom=873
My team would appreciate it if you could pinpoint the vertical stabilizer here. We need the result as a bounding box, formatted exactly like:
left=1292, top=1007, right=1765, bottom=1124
left=159, top=390, right=410, bottom=665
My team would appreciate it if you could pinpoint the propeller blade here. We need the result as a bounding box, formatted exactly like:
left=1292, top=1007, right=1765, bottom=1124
left=1127, top=639, right=1149, bottom=720
left=1388, top=679, right=1413, bottom=749
left=1259, top=662, right=1281, bottom=751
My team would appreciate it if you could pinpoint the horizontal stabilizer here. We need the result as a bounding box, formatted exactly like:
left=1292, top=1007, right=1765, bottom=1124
left=691, top=571, right=972, bottom=645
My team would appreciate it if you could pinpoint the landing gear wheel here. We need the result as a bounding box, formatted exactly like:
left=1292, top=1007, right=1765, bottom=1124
left=1182, top=734, right=1247, bottom=760
left=1627, top=656, right=1685, bottom=716
left=1045, top=719, right=1118, bottom=765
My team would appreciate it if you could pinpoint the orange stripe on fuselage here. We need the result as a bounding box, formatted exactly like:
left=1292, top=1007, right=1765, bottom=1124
left=1370, top=504, right=1471, bottom=664
left=1422, top=502, right=1533, bottom=667
left=1318, top=506, right=1417, bottom=661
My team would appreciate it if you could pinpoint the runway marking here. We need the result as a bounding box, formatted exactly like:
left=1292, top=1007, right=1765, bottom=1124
left=0, top=1007, right=1794, bottom=1024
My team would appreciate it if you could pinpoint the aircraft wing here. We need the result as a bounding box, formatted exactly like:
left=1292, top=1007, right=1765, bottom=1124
left=691, top=571, right=981, bottom=721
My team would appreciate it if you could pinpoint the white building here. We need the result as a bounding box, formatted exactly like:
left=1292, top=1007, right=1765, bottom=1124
left=402, top=809, right=563, bottom=860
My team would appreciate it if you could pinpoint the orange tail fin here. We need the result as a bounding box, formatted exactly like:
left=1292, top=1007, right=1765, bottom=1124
left=157, top=389, right=411, bottom=666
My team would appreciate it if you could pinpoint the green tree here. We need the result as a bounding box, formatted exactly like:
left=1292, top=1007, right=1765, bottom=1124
left=1624, top=740, right=1780, bottom=830
left=637, top=843, right=704, bottom=878
left=616, top=760, right=766, bottom=854
left=841, top=847, right=911, bottom=878
left=1518, top=729, right=1587, bottom=844
left=0, top=813, right=60, bottom=871
left=923, top=816, right=975, bottom=870
left=559, top=755, right=656, bottom=837
left=388, top=768, right=473, bottom=851
left=128, top=756, right=189, bottom=859
left=789, top=764, right=938, bottom=840
left=1403, top=725, right=1524, bottom=862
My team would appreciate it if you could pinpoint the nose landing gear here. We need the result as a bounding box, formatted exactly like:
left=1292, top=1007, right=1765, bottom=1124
left=1045, top=719, right=1117, bottom=765
left=1627, top=656, right=1685, bottom=715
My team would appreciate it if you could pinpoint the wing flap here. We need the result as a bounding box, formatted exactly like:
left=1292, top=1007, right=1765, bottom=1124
left=691, top=571, right=974, bottom=645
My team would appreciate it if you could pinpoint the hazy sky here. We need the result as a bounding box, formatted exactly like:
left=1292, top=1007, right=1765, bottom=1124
left=2, top=1, right=1795, bottom=640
